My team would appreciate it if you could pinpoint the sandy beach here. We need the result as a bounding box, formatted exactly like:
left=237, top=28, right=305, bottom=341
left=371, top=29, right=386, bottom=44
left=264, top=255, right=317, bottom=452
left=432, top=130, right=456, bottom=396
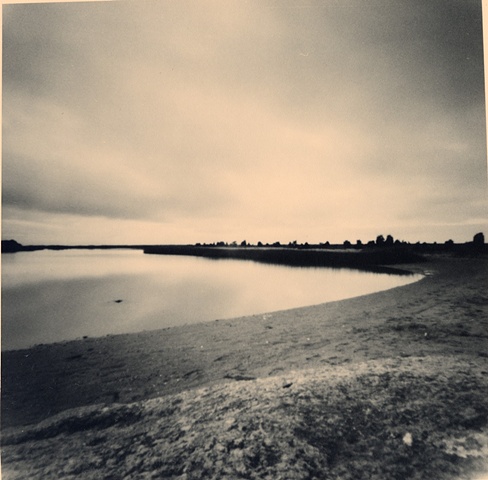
left=2, top=254, right=488, bottom=479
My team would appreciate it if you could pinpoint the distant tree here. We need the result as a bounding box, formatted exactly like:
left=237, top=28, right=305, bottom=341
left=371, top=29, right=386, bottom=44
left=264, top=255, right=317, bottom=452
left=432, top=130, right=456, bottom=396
left=356, top=239, right=362, bottom=246
left=376, top=235, right=385, bottom=246
left=445, top=239, right=454, bottom=245
left=385, top=235, right=394, bottom=246
left=257, top=241, right=263, bottom=247
left=230, top=241, right=237, bottom=247
left=2, top=239, right=23, bottom=253
left=473, top=232, right=485, bottom=245
left=240, top=240, right=247, bottom=247
left=343, top=240, right=351, bottom=247
left=272, top=241, right=281, bottom=247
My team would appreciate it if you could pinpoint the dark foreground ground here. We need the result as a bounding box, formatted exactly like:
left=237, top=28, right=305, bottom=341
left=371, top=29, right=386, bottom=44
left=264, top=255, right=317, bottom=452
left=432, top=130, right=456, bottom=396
left=1, top=255, right=488, bottom=479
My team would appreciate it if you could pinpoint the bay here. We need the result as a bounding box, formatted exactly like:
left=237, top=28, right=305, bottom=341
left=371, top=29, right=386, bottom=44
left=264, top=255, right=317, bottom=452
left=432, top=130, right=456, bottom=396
left=1, top=249, right=421, bottom=350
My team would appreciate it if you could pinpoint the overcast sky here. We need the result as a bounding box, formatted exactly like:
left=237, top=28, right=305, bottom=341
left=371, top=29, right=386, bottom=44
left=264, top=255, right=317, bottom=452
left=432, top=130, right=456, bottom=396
left=2, top=0, right=487, bottom=245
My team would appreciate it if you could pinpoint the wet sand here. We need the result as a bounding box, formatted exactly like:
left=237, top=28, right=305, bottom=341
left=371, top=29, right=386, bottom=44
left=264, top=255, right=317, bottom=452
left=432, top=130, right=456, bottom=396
left=2, top=255, right=488, bottom=479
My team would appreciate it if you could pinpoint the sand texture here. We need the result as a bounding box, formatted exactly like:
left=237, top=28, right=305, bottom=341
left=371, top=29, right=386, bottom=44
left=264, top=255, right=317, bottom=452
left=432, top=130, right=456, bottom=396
left=1, top=255, right=488, bottom=479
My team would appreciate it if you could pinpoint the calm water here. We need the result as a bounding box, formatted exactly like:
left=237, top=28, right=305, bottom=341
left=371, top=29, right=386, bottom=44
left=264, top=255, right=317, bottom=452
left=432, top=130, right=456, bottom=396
left=1, top=249, right=421, bottom=350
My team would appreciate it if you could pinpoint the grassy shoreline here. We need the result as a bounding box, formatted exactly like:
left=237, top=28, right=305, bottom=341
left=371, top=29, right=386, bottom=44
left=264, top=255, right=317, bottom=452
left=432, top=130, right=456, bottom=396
left=143, top=245, right=426, bottom=273
left=2, top=254, right=488, bottom=479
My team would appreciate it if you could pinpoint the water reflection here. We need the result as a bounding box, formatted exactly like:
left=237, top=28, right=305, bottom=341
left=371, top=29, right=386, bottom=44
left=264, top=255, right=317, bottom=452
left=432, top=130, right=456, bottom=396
left=2, top=249, right=422, bottom=350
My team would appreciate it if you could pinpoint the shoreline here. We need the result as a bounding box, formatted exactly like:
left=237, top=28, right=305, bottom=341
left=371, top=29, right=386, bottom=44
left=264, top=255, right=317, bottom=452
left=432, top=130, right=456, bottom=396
left=2, top=255, right=485, bottom=427
left=2, top=254, right=488, bottom=479
left=2, top=262, right=428, bottom=428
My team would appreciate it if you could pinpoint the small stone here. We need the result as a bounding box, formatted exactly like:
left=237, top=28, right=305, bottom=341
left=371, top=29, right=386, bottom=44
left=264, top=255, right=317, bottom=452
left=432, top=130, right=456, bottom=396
left=215, top=443, right=226, bottom=453
left=224, top=417, right=236, bottom=430
left=403, top=432, right=413, bottom=446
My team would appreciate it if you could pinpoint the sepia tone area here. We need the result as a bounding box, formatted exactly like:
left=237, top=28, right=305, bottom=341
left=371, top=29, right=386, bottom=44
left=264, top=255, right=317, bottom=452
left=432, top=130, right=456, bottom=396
left=2, top=252, right=488, bottom=478
left=2, top=0, right=488, bottom=478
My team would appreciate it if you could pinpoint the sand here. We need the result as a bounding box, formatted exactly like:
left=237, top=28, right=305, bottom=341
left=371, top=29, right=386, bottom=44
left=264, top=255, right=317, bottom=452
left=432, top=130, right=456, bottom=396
left=1, top=254, right=488, bottom=479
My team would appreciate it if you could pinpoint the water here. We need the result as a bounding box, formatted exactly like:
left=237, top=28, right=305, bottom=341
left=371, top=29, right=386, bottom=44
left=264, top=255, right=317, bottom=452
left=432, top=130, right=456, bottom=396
left=1, top=249, right=422, bottom=350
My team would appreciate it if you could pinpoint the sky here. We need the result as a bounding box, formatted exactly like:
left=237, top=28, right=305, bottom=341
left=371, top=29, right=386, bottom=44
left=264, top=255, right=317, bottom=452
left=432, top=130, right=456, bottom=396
left=2, top=0, right=487, bottom=245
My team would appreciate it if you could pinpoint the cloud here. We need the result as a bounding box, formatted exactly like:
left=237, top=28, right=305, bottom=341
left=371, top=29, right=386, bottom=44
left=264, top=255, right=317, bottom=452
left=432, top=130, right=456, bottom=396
left=2, top=0, right=486, bottom=244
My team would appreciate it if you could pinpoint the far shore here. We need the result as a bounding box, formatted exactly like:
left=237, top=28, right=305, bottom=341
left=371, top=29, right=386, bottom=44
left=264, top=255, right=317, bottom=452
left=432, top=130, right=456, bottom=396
left=1, top=253, right=487, bottom=479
